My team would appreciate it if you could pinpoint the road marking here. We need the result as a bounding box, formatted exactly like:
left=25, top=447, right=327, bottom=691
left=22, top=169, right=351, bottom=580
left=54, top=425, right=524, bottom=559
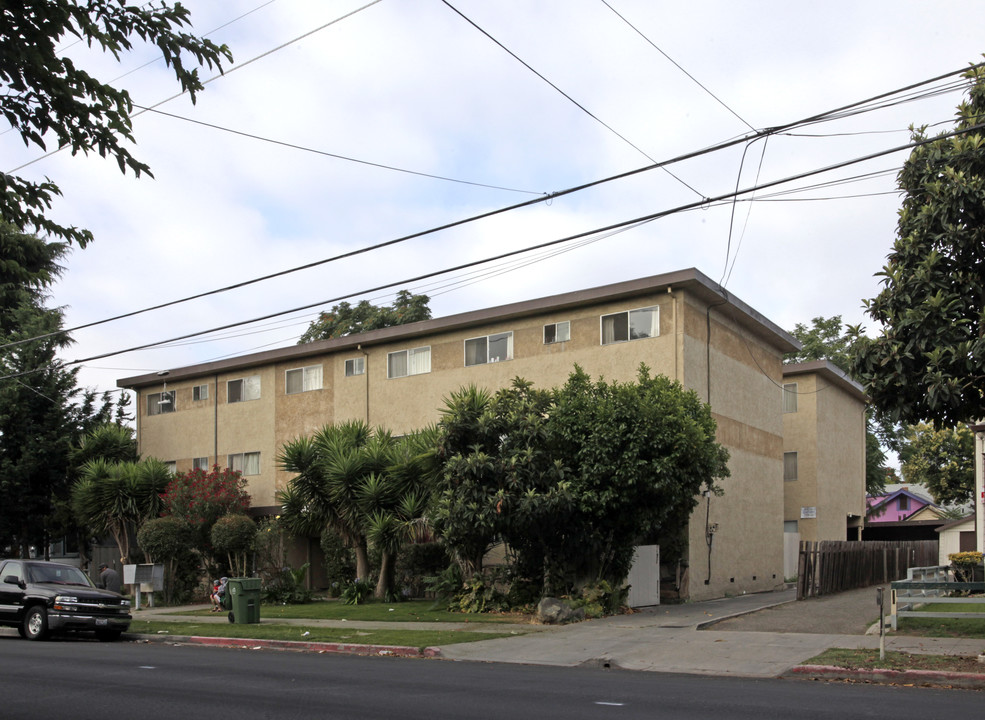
left=139, top=666, right=156, bottom=669
left=595, top=701, right=625, bottom=706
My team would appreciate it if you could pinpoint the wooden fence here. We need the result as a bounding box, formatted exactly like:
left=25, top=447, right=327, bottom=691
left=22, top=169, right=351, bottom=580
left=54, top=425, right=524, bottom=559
left=797, top=540, right=939, bottom=600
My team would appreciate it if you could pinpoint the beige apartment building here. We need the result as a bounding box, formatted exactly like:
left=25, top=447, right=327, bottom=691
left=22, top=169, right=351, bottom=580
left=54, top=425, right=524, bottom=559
left=781, top=360, right=868, bottom=575
left=120, top=268, right=815, bottom=602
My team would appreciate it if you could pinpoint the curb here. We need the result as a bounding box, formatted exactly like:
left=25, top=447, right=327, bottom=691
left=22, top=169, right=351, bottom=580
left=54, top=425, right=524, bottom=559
left=789, top=664, right=985, bottom=690
left=130, top=633, right=442, bottom=659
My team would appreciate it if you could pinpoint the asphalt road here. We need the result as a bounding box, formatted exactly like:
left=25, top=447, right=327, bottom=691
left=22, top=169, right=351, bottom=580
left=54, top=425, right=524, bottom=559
left=3, top=632, right=982, bottom=719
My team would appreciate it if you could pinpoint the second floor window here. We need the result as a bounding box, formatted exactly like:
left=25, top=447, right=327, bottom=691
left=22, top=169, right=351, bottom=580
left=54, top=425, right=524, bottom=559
left=784, top=452, right=798, bottom=482
left=544, top=321, right=570, bottom=344
left=286, top=365, right=322, bottom=394
left=783, top=383, right=798, bottom=413
left=228, top=375, right=261, bottom=403
left=345, top=357, right=365, bottom=377
left=601, top=306, right=658, bottom=345
left=147, top=391, right=175, bottom=415
left=465, top=332, right=513, bottom=366
left=193, top=384, right=209, bottom=401
left=388, top=347, right=430, bottom=378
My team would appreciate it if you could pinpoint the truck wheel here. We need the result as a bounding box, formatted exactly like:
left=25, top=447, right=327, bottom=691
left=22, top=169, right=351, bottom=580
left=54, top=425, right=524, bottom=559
left=23, top=606, right=48, bottom=641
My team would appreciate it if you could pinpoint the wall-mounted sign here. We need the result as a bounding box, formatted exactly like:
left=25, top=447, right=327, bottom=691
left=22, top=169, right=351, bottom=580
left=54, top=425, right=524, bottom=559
left=801, top=506, right=817, bottom=519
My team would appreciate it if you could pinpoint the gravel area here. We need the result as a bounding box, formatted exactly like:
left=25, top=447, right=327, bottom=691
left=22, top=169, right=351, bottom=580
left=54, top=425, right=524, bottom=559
left=707, top=585, right=886, bottom=635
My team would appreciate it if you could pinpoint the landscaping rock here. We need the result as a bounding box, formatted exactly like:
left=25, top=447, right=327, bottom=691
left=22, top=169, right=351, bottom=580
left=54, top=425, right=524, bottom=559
left=537, top=597, right=585, bottom=624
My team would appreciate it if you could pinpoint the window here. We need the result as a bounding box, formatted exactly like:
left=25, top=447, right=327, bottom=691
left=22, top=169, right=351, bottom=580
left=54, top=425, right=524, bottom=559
left=193, top=384, right=209, bottom=401
left=601, top=306, right=658, bottom=345
left=783, top=452, right=798, bottom=482
left=164, top=461, right=177, bottom=475
left=228, top=375, right=261, bottom=403
left=147, top=391, right=175, bottom=415
left=286, top=365, right=322, bottom=394
left=784, top=521, right=799, bottom=534
left=898, top=495, right=909, bottom=511
left=465, top=332, right=513, bottom=366
left=193, top=457, right=210, bottom=471
left=345, top=357, right=365, bottom=376
left=544, top=321, right=570, bottom=344
left=782, top=383, right=798, bottom=413
left=387, top=346, right=431, bottom=378
left=228, top=452, right=260, bottom=476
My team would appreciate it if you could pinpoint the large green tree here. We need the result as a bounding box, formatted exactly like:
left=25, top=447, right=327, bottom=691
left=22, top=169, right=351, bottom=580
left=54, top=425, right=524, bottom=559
left=899, top=423, right=976, bottom=507
left=850, top=62, right=985, bottom=427
left=299, top=291, right=432, bottom=344
left=278, top=421, right=430, bottom=599
left=0, top=224, right=120, bottom=556
left=0, top=0, right=231, bottom=247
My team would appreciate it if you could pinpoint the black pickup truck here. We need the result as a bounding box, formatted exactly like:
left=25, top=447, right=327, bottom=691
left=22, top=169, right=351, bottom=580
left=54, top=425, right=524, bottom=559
left=0, top=559, right=131, bottom=641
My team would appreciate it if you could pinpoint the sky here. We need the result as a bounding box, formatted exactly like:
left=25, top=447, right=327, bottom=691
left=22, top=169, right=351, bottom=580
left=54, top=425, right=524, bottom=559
left=6, top=0, right=985, bottom=400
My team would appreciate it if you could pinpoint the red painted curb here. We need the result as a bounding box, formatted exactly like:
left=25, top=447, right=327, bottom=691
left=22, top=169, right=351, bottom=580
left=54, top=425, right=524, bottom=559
left=791, top=664, right=985, bottom=690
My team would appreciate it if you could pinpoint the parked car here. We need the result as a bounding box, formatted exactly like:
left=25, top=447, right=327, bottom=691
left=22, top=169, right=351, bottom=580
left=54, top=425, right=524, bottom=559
left=0, top=559, right=131, bottom=641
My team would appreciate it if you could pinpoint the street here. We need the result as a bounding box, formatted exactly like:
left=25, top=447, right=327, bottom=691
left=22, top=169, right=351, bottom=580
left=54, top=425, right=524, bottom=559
left=1, top=636, right=980, bottom=719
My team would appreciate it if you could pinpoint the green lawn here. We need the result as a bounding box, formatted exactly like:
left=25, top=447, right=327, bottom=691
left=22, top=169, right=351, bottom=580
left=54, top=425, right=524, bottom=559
left=896, top=601, right=985, bottom=638
left=169, top=599, right=531, bottom=624
left=129, top=620, right=519, bottom=648
left=807, top=648, right=985, bottom=675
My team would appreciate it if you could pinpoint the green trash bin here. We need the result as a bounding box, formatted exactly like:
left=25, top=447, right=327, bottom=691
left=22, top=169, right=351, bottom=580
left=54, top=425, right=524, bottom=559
left=225, top=577, right=262, bottom=624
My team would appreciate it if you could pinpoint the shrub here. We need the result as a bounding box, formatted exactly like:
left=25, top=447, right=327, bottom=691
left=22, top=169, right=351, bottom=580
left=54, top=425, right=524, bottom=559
left=340, top=579, right=373, bottom=605
left=320, top=531, right=356, bottom=597
left=262, top=563, right=313, bottom=605
left=211, top=514, right=257, bottom=577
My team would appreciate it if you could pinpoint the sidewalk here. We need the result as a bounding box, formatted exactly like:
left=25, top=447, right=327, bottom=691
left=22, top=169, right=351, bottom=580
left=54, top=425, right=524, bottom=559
left=131, top=587, right=985, bottom=685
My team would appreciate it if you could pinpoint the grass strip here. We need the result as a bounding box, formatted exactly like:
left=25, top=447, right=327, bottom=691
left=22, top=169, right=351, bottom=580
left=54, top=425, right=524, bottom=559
left=170, top=599, right=530, bottom=624
left=806, top=648, right=985, bottom=674
left=129, top=620, right=519, bottom=647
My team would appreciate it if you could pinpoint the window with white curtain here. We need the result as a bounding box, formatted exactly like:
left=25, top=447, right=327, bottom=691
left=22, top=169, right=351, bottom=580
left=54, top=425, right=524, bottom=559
left=147, top=391, right=175, bottom=415
left=601, top=306, right=658, bottom=345
left=193, top=457, right=210, bottom=471
left=345, top=357, right=365, bottom=376
left=286, top=365, right=322, bottom=394
left=465, top=331, right=513, bottom=366
left=782, top=383, right=798, bottom=413
left=193, top=384, right=209, bottom=401
left=228, top=375, right=261, bottom=403
left=164, top=461, right=177, bottom=475
left=544, top=321, right=570, bottom=344
left=387, top=346, right=430, bottom=378
left=228, top=452, right=260, bottom=476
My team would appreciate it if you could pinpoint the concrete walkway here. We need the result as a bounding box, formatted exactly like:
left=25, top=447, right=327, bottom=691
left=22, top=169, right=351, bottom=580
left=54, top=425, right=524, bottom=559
left=133, top=586, right=985, bottom=681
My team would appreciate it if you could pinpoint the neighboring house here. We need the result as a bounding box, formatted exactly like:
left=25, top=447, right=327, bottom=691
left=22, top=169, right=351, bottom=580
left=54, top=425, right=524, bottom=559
left=936, top=515, right=977, bottom=566
left=863, top=486, right=946, bottom=542
left=119, top=268, right=827, bottom=603
left=866, top=486, right=937, bottom=523
left=780, top=361, right=867, bottom=578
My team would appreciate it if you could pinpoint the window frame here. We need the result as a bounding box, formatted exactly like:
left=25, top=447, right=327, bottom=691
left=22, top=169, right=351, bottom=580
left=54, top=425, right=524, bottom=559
left=783, top=451, right=798, bottom=482
left=228, top=451, right=261, bottom=476
left=544, top=321, right=570, bottom=344
left=464, top=331, right=513, bottom=367
left=192, top=457, right=210, bottom=472
left=600, top=306, right=659, bottom=345
left=227, top=375, right=261, bottom=403
left=345, top=357, right=365, bottom=377
left=147, top=391, right=175, bottom=416
left=782, top=383, right=798, bottom=413
left=193, top=384, right=209, bottom=402
left=387, top=346, right=431, bottom=379
left=285, top=365, right=323, bottom=395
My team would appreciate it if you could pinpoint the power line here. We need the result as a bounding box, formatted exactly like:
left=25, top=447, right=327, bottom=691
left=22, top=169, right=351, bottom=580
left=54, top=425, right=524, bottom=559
left=438, top=0, right=703, bottom=197
left=16, top=118, right=976, bottom=375
left=599, top=0, right=755, bottom=132
left=133, top=104, right=544, bottom=195
left=3, top=62, right=980, bottom=356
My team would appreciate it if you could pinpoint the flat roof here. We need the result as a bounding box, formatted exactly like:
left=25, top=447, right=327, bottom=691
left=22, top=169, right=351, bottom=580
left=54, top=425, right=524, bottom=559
left=119, top=267, right=800, bottom=389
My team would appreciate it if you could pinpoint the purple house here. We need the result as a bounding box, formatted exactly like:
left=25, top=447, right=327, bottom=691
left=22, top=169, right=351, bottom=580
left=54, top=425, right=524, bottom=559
left=866, top=487, right=938, bottom=522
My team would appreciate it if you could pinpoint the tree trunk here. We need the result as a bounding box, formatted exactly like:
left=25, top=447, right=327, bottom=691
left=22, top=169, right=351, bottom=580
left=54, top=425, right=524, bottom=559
left=375, top=551, right=395, bottom=599
left=353, top=537, right=371, bottom=582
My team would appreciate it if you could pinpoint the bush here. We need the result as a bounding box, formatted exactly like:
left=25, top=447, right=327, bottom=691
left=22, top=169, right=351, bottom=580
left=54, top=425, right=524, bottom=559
left=396, top=542, right=451, bottom=598
left=340, top=579, right=373, bottom=605
left=949, top=551, right=984, bottom=583
left=211, top=514, right=257, bottom=577
left=262, top=563, right=314, bottom=605
left=137, top=517, right=195, bottom=605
